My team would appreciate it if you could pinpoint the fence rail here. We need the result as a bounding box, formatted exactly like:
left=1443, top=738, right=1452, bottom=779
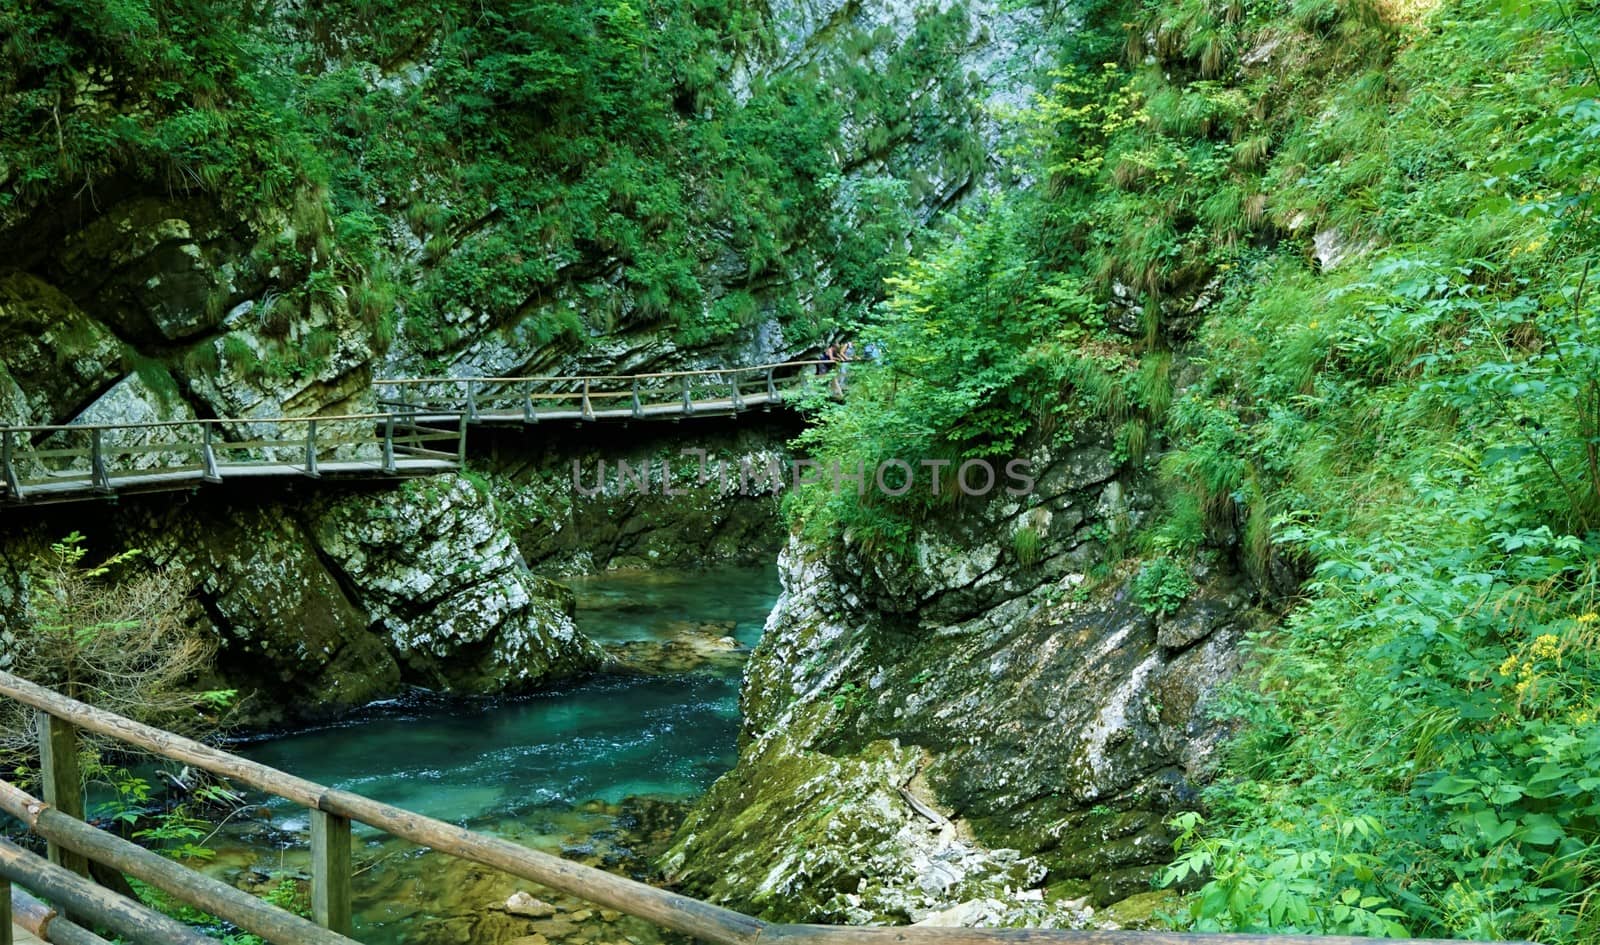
left=374, top=358, right=830, bottom=423
left=0, top=413, right=461, bottom=507
left=0, top=672, right=1527, bottom=945
left=1, top=361, right=833, bottom=508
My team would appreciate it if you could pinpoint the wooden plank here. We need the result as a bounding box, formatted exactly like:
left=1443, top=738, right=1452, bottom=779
left=35, top=715, right=88, bottom=880
left=0, top=781, right=355, bottom=945
left=310, top=811, right=353, bottom=935
left=11, top=887, right=113, bottom=945
left=0, top=839, right=213, bottom=945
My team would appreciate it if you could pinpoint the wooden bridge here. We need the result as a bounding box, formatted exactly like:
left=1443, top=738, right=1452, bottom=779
left=0, top=672, right=1514, bottom=945
left=0, top=361, right=827, bottom=508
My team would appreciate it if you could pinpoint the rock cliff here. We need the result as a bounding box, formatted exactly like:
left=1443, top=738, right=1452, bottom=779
left=665, top=440, right=1263, bottom=921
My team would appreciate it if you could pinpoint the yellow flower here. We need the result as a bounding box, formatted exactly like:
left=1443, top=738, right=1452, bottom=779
left=1308, top=320, right=1320, bottom=330
left=1499, top=653, right=1519, bottom=676
left=1575, top=612, right=1597, bottom=624
left=1515, top=676, right=1534, bottom=698
left=1531, top=633, right=1562, bottom=661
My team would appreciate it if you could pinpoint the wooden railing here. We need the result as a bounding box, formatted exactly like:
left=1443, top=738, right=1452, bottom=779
left=0, top=673, right=1521, bottom=945
left=375, top=359, right=830, bottom=423
left=0, top=414, right=463, bottom=506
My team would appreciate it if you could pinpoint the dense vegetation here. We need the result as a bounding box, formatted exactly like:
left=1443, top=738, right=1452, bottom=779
left=9, top=0, right=1600, bottom=938
left=794, top=0, right=1600, bottom=938
left=1, top=0, right=989, bottom=378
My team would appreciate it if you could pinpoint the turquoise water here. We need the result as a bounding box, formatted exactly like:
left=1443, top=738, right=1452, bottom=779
left=564, top=564, right=779, bottom=645
left=202, top=564, right=781, bottom=945
left=240, top=673, right=744, bottom=834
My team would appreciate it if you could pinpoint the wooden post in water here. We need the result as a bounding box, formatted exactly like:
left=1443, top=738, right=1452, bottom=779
left=37, top=713, right=89, bottom=880
left=310, top=810, right=353, bottom=936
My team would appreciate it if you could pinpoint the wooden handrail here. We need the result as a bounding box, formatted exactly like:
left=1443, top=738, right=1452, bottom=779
left=0, top=781, right=355, bottom=945
left=0, top=839, right=212, bottom=945
left=376, top=358, right=830, bottom=386
left=0, top=672, right=1527, bottom=945
left=10, top=886, right=112, bottom=945
left=0, top=413, right=407, bottom=437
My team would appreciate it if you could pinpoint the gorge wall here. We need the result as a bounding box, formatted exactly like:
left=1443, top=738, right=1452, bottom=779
left=663, top=432, right=1266, bottom=924
left=0, top=0, right=1060, bottom=720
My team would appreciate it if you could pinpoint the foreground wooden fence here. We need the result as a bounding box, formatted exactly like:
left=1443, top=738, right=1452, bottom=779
left=0, top=673, right=1526, bottom=945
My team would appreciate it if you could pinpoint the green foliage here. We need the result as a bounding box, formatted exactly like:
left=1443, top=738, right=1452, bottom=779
left=1014, top=524, right=1045, bottom=568
left=1, top=533, right=232, bottom=785
left=1130, top=557, right=1193, bottom=616
left=793, top=0, right=1600, bottom=938
left=1, top=0, right=994, bottom=356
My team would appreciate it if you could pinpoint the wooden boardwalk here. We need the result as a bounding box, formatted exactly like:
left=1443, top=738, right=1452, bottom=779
left=0, top=360, right=826, bottom=508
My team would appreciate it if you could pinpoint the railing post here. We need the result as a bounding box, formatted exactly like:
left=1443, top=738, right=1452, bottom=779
left=765, top=367, right=777, bottom=400
left=38, top=713, right=90, bottom=880
left=581, top=380, right=595, bottom=421
left=2, top=430, right=22, bottom=501
left=1, top=875, right=11, bottom=945
left=631, top=379, right=642, bottom=419
left=381, top=414, right=397, bottom=474
left=303, top=420, right=320, bottom=478
left=202, top=423, right=221, bottom=483
left=89, top=428, right=111, bottom=494
left=466, top=380, right=480, bottom=422
left=310, top=810, right=352, bottom=936
left=730, top=375, right=744, bottom=411
left=457, top=412, right=468, bottom=466
left=682, top=376, right=695, bottom=416
left=523, top=386, right=538, bottom=425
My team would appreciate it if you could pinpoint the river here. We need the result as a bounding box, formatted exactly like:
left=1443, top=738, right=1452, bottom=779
left=186, top=564, right=780, bottom=945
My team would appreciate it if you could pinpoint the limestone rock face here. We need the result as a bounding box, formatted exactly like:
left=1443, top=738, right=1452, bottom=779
left=664, top=736, right=1046, bottom=924
left=120, top=500, right=403, bottom=723
left=0, top=272, right=123, bottom=425
left=86, top=475, right=602, bottom=725
left=55, top=368, right=199, bottom=471
left=485, top=426, right=795, bottom=574
left=56, top=197, right=245, bottom=342
left=305, top=476, right=603, bottom=692
left=667, top=444, right=1261, bottom=918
